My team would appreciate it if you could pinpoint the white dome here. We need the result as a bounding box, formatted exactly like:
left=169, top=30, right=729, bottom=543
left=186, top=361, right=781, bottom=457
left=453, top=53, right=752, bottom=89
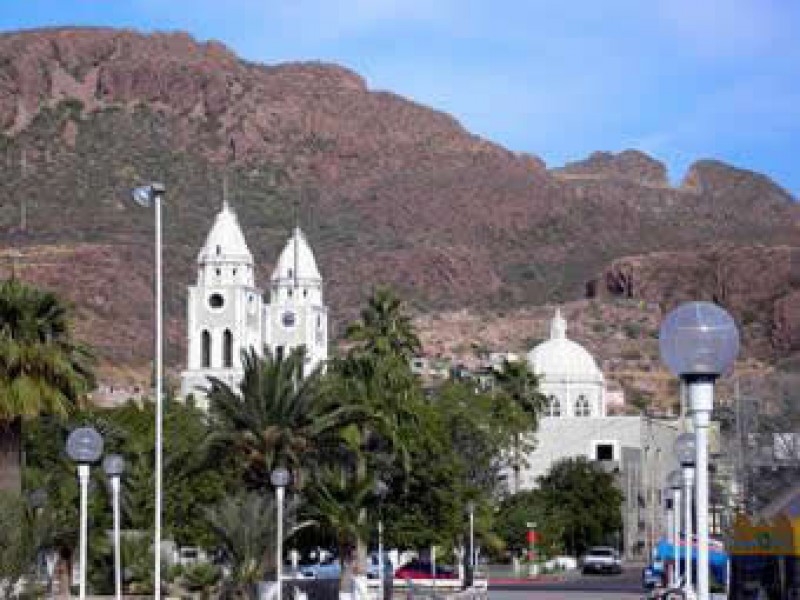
left=526, top=309, right=603, bottom=383
left=271, top=227, right=322, bottom=283
left=198, top=203, right=253, bottom=265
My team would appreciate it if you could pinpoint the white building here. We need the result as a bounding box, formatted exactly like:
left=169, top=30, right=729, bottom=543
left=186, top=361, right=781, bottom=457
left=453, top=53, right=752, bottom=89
left=516, top=309, right=680, bottom=558
left=180, top=201, right=328, bottom=401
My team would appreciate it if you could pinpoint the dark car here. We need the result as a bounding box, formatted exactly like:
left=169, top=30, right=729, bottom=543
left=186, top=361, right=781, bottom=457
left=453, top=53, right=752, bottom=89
left=395, top=560, right=457, bottom=580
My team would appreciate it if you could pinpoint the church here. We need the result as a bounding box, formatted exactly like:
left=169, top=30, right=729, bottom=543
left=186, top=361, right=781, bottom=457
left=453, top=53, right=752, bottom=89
left=518, top=308, right=680, bottom=558
left=180, top=201, right=328, bottom=402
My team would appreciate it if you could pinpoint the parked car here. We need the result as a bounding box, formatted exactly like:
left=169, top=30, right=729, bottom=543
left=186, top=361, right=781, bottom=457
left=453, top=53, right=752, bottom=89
left=580, top=547, right=623, bottom=575
left=395, top=560, right=457, bottom=580
left=300, top=552, right=393, bottom=580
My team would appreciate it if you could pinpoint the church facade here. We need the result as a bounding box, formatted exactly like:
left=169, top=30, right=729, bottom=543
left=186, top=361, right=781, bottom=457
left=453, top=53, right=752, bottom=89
left=180, top=202, right=328, bottom=401
left=517, top=309, right=680, bottom=558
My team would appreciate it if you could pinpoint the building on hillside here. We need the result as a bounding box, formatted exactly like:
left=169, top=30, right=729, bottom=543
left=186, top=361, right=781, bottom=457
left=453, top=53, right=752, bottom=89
left=512, top=309, right=680, bottom=559
left=180, top=201, right=328, bottom=404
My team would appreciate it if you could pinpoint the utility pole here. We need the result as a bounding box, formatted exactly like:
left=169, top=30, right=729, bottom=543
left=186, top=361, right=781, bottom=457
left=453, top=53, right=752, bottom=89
left=20, top=147, right=27, bottom=231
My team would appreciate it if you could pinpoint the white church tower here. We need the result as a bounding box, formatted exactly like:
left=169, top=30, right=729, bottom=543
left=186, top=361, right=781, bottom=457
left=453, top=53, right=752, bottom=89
left=181, top=201, right=263, bottom=399
left=264, top=227, right=328, bottom=375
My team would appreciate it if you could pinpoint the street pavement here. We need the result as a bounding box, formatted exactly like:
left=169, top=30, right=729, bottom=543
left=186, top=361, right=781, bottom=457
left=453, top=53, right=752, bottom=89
left=487, top=562, right=644, bottom=599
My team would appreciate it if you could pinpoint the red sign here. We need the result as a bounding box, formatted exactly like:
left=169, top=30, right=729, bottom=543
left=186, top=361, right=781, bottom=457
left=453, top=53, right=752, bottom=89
left=527, top=530, right=538, bottom=544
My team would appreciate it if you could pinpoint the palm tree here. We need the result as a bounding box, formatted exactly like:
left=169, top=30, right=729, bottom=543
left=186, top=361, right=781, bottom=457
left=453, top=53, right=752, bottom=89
left=305, top=468, right=376, bottom=594
left=494, top=359, right=546, bottom=493
left=205, top=491, right=310, bottom=599
left=345, top=286, right=421, bottom=361
left=0, top=279, right=95, bottom=491
left=206, top=345, right=367, bottom=489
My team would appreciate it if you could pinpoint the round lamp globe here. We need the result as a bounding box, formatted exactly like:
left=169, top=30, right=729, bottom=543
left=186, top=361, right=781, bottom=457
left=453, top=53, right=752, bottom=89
left=659, top=301, right=740, bottom=379
left=66, top=427, right=104, bottom=464
left=270, top=467, right=290, bottom=488
left=674, top=432, right=697, bottom=466
left=103, top=454, right=126, bottom=478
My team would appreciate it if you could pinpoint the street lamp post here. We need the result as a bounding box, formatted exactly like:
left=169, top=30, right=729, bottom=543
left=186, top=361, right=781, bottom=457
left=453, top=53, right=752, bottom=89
left=103, top=454, right=126, bottom=600
left=676, top=432, right=697, bottom=595
left=131, top=182, right=166, bottom=600
left=375, top=480, right=389, bottom=600
left=466, top=501, right=476, bottom=589
left=271, top=468, right=290, bottom=600
left=66, top=427, right=104, bottom=600
left=660, top=301, right=740, bottom=600
left=667, top=470, right=683, bottom=589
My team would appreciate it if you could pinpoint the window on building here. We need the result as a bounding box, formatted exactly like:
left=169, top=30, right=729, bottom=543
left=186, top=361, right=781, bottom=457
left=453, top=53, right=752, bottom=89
left=288, top=288, right=293, bottom=298
left=303, top=288, right=308, bottom=298
left=216, top=245, right=221, bottom=255
left=215, top=268, right=221, bottom=277
left=276, top=345, right=284, bottom=361
left=201, top=330, right=211, bottom=368
left=233, top=268, right=237, bottom=277
left=575, top=394, right=591, bottom=417
left=288, top=268, right=293, bottom=278
left=545, top=395, right=561, bottom=417
left=595, top=443, right=614, bottom=461
left=223, top=329, right=233, bottom=368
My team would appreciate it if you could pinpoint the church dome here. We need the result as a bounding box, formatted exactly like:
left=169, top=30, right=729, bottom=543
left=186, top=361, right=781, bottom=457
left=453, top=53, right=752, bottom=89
left=271, top=227, right=322, bottom=283
left=527, top=309, right=603, bottom=383
left=198, top=202, right=253, bottom=265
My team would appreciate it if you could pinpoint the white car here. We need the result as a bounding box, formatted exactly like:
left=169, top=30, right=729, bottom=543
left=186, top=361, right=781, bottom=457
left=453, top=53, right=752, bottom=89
left=580, top=547, right=623, bottom=575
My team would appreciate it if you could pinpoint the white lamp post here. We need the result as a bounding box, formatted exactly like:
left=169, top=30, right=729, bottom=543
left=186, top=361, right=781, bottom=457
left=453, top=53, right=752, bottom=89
left=131, top=182, right=166, bottom=600
left=660, top=301, right=739, bottom=600
left=466, top=500, right=476, bottom=588
left=675, top=432, right=697, bottom=595
left=375, top=480, right=389, bottom=600
left=103, top=454, right=126, bottom=600
left=667, top=470, right=683, bottom=589
left=271, top=467, right=290, bottom=600
left=66, top=427, right=104, bottom=600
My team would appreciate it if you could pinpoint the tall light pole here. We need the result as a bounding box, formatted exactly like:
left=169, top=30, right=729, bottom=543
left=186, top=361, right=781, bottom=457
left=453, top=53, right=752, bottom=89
left=466, top=500, right=476, bottom=589
left=660, top=301, right=739, bottom=600
left=271, top=467, right=290, bottom=600
left=103, top=454, right=126, bottom=600
left=66, top=427, right=104, bottom=600
left=675, top=432, right=697, bottom=595
left=667, top=470, right=683, bottom=589
left=375, top=480, right=389, bottom=600
left=132, top=182, right=166, bottom=599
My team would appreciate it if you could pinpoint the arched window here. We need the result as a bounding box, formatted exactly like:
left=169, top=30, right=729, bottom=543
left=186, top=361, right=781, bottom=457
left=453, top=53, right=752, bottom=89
left=216, top=245, right=221, bottom=255
left=575, top=394, right=591, bottom=417
left=545, top=395, right=561, bottom=417
left=201, top=330, right=211, bottom=368
left=223, top=329, right=233, bottom=368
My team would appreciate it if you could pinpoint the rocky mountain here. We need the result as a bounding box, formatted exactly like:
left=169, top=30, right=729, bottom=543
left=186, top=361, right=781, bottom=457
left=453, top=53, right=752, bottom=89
left=0, top=27, right=798, bottom=385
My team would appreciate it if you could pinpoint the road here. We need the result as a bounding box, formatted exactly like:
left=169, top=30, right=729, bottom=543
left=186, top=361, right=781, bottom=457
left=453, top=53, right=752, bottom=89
left=488, top=563, right=644, bottom=599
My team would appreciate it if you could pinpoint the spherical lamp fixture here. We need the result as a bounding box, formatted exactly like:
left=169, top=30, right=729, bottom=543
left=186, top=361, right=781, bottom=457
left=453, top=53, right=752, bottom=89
left=667, top=469, right=683, bottom=490
left=103, top=454, right=126, bottom=478
left=270, top=467, right=290, bottom=488
left=659, top=302, right=740, bottom=380
left=66, top=427, right=104, bottom=464
left=674, top=433, right=697, bottom=467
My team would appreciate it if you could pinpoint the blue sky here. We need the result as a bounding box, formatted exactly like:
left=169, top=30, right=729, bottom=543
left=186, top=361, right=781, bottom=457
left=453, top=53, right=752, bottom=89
left=2, top=0, right=798, bottom=195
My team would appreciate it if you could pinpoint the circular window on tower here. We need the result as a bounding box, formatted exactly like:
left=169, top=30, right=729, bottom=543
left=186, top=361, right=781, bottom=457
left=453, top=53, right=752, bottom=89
left=208, top=293, right=225, bottom=310
left=282, top=311, right=296, bottom=328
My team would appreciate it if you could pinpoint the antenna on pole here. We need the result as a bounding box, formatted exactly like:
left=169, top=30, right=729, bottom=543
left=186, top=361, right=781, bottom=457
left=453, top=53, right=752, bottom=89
left=222, top=173, right=229, bottom=210
left=20, top=147, right=27, bottom=232
left=293, top=192, right=300, bottom=290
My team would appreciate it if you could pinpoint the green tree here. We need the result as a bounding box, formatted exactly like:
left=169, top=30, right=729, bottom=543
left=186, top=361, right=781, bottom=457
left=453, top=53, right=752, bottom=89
left=0, top=279, right=95, bottom=491
left=535, top=457, right=624, bottom=555
left=345, top=286, right=421, bottom=361
left=494, top=359, right=546, bottom=492
left=206, top=491, right=309, bottom=598
left=207, top=345, right=366, bottom=489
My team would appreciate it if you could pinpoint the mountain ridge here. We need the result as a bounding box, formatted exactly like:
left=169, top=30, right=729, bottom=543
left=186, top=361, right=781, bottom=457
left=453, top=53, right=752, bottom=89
left=0, top=26, right=798, bottom=386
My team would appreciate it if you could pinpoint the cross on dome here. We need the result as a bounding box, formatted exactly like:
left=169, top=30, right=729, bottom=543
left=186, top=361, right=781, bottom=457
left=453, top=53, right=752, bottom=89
left=551, top=307, right=567, bottom=339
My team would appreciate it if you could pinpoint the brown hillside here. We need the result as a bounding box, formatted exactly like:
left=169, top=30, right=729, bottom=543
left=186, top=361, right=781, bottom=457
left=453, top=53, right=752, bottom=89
left=0, top=27, right=798, bottom=383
